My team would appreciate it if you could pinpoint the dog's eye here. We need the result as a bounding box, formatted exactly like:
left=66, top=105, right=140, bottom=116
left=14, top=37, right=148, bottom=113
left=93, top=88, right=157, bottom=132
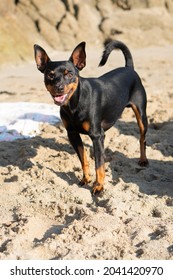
left=64, top=71, right=73, bottom=79
left=47, top=72, right=55, bottom=80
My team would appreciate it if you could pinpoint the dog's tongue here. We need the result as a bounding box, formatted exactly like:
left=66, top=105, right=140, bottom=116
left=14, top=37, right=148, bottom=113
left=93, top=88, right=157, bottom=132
left=54, top=94, right=67, bottom=104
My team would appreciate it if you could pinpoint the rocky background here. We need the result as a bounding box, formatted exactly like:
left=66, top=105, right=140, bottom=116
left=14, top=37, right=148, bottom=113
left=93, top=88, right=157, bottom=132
left=0, top=0, right=173, bottom=65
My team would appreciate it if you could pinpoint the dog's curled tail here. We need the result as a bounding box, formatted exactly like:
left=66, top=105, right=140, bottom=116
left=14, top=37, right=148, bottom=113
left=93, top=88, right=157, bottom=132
left=99, top=40, right=134, bottom=69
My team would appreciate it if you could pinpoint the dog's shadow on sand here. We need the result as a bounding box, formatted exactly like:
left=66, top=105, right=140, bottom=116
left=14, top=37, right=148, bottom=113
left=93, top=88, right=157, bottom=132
left=0, top=119, right=172, bottom=198
left=107, top=119, right=173, bottom=198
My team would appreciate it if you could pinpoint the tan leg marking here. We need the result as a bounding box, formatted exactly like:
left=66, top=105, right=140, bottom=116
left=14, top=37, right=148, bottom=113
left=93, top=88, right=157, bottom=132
left=82, top=121, right=90, bottom=132
left=92, top=164, right=105, bottom=194
left=78, top=146, right=91, bottom=185
left=131, top=104, right=148, bottom=166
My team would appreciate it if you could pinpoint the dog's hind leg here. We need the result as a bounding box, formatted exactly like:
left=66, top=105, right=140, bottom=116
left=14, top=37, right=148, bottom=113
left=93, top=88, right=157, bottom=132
left=130, top=101, right=148, bottom=166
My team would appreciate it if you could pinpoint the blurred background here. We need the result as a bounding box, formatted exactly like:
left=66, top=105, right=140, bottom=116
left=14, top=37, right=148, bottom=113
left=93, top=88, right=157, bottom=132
left=0, top=0, right=173, bottom=66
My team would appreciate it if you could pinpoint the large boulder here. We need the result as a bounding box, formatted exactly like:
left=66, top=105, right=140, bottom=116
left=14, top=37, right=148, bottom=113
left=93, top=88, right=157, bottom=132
left=0, top=0, right=173, bottom=65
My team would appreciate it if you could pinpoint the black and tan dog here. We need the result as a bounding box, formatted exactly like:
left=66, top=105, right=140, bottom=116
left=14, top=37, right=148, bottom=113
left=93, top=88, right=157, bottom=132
left=34, top=40, right=148, bottom=194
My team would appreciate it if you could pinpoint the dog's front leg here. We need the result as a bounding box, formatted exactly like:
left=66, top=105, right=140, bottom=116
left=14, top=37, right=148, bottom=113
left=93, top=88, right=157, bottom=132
left=67, top=130, right=91, bottom=185
left=91, top=131, right=105, bottom=194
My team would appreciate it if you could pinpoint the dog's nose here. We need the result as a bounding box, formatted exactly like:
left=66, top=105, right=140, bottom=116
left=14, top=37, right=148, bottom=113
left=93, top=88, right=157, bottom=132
left=56, top=84, right=64, bottom=93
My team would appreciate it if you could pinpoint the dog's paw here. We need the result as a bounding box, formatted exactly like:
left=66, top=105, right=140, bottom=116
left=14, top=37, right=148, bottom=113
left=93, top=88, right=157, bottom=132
left=138, top=158, right=149, bottom=167
left=92, top=182, right=103, bottom=195
left=79, top=175, right=91, bottom=186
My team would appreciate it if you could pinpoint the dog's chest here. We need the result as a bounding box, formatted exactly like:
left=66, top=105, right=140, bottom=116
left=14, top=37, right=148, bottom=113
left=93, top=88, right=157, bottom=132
left=61, top=105, right=90, bottom=134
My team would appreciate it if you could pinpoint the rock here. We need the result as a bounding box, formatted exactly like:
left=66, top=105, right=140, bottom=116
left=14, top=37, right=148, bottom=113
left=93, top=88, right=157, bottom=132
left=58, top=12, right=79, bottom=49
left=75, top=2, right=102, bottom=46
left=101, top=7, right=173, bottom=48
left=0, top=0, right=173, bottom=65
left=32, top=0, right=66, bottom=26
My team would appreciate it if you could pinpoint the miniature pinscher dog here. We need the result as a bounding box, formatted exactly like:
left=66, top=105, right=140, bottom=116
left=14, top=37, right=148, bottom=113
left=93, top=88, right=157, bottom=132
left=34, top=40, right=148, bottom=194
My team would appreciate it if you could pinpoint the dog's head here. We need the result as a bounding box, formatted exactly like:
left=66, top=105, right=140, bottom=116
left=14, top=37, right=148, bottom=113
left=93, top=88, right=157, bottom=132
left=34, top=42, right=86, bottom=106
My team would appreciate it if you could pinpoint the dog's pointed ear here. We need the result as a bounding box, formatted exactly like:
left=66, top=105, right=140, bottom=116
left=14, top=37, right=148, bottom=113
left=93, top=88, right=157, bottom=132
left=34, top=44, right=51, bottom=73
left=69, top=42, right=86, bottom=71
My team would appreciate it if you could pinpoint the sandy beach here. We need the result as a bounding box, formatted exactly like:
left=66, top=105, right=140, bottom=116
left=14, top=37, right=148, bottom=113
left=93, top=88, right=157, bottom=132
left=0, top=43, right=172, bottom=260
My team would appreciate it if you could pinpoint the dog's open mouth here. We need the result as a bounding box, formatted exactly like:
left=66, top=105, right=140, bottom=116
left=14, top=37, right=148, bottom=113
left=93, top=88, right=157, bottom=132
left=53, top=88, right=74, bottom=106
left=54, top=94, right=68, bottom=106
